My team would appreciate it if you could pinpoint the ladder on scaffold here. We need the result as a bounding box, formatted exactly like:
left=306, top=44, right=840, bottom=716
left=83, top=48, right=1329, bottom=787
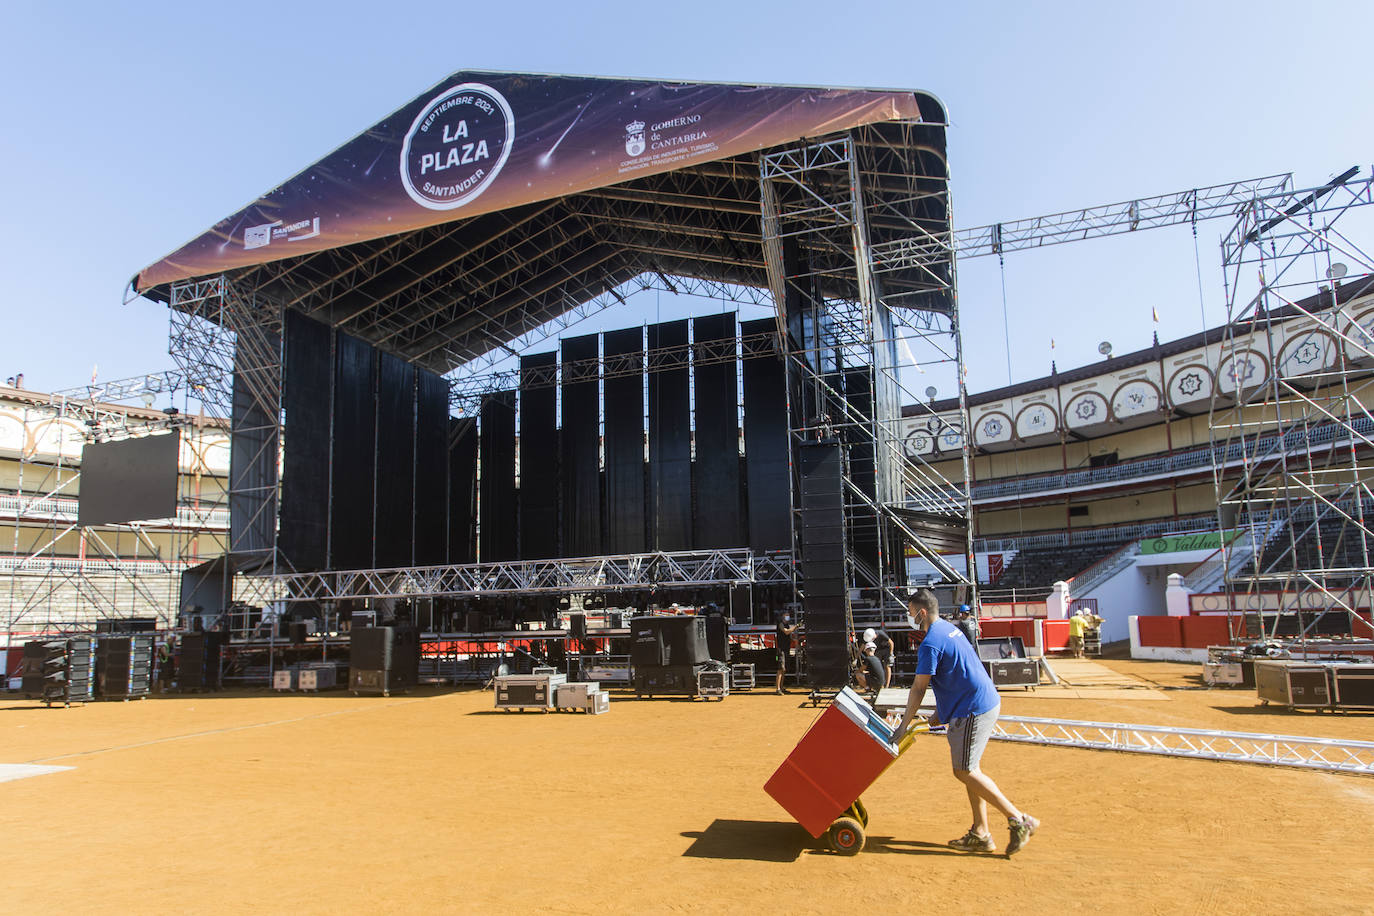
left=985, top=716, right=1374, bottom=776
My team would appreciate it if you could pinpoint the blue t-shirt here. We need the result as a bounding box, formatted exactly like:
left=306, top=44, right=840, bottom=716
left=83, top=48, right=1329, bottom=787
left=916, top=618, right=1000, bottom=723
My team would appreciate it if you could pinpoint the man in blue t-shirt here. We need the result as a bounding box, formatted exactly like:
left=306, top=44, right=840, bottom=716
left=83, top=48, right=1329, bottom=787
left=891, top=588, right=1040, bottom=856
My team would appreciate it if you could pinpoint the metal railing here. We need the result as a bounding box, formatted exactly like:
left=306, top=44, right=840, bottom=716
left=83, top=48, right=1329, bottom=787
left=0, top=492, right=230, bottom=529
left=1066, top=541, right=1142, bottom=596
left=976, top=515, right=1217, bottom=553
left=969, top=416, right=1374, bottom=502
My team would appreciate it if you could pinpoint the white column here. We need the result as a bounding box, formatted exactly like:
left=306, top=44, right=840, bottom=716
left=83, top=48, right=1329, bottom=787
left=1047, top=580, right=1070, bottom=619
left=1165, top=572, right=1190, bottom=617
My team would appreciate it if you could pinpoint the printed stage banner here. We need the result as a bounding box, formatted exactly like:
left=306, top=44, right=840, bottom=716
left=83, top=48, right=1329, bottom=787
left=135, top=72, right=931, bottom=291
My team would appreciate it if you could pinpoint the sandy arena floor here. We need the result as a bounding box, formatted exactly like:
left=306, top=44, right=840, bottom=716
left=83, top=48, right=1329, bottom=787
left=2, top=659, right=1372, bottom=914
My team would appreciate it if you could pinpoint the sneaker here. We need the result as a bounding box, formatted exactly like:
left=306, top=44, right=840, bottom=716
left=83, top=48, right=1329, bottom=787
left=947, top=829, right=996, bottom=853
left=1006, top=814, right=1039, bottom=856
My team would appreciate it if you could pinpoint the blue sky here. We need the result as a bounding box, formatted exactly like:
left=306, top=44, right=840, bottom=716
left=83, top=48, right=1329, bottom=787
left=1, top=0, right=1370, bottom=399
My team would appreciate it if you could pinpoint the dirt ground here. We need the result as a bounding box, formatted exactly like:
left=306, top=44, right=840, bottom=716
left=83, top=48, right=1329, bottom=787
left=3, top=659, right=1373, bottom=915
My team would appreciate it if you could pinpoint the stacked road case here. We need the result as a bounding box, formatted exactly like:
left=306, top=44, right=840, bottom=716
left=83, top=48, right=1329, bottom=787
left=95, top=635, right=153, bottom=700
left=697, top=668, right=729, bottom=700
left=555, top=681, right=609, bottom=713
left=1255, top=660, right=1332, bottom=708
left=495, top=671, right=567, bottom=711
left=22, top=638, right=94, bottom=706
left=730, top=663, right=755, bottom=690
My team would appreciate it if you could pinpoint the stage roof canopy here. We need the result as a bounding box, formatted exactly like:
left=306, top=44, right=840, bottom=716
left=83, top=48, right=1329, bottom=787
left=136, top=71, right=949, bottom=374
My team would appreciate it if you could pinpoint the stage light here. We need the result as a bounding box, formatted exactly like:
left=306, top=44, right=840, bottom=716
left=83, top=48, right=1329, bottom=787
left=1098, top=341, right=1113, bottom=358
left=1328, top=263, right=1348, bottom=280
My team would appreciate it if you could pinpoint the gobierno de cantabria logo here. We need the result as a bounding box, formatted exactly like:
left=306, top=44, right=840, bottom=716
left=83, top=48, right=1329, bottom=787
left=400, top=83, right=514, bottom=211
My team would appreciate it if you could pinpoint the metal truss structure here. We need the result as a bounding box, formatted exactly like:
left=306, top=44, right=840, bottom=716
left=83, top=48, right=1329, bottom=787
left=263, top=548, right=792, bottom=604
left=759, top=126, right=973, bottom=629
left=988, top=715, right=1374, bottom=776
left=954, top=173, right=1293, bottom=259
left=169, top=277, right=284, bottom=574
left=49, top=370, right=190, bottom=409
left=448, top=320, right=775, bottom=415
left=1, top=387, right=230, bottom=639
left=1210, top=168, right=1374, bottom=646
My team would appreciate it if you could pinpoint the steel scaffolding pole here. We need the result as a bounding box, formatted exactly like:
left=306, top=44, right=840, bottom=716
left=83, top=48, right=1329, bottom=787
left=1209, top=169, right=1374, bottom=646
left=760, top=125, right=973, bottom=634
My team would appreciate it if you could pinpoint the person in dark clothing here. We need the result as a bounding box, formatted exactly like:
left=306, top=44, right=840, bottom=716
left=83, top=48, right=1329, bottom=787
left=956, top=606, right=980, bottom=647
left=864, top=626, right=895, bottom=686
left=775, top=612, right=799, bottom=694
left=855, top=642, right=885, bottom=693
left=156, top=637, right=176, bottom=692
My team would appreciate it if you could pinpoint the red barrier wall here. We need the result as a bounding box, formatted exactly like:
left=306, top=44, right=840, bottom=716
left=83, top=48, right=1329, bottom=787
left=1180, top=615, right=1231, bottom=649
left=980, top=618, right=1038, bottom=648
left=1136, top=615, right=1182, bottom=647
left=4, top=646, right=24, bottom=678
left=1041, top=619, right=1069, bottom=652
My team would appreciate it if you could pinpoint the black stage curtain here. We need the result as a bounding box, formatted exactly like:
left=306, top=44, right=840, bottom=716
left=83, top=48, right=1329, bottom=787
left=375, top=353, right=415, bottom=569
left=692, top=313, right=742, bottom=548
left=603, top=327, right=645, bottom=554
left=414, top=369, right=449, bottom=566
left=648, top=319, right=691, bottom=551
left=280, top=310, right=332, bottom=571
left=479, top=391, right=517, bottom=561
left=519, top=352, right=558, bottom=559
left=561, top=334, right=600, bottom=557
left=741, top=318, right=791, bottom=551
left=329, top=332, right=376, bottom=570
left=448, top=417, right=478, bottom=564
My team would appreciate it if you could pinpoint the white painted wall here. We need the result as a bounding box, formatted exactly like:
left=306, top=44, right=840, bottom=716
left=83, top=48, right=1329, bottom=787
left=1079, top=562, right=1167, bottom=643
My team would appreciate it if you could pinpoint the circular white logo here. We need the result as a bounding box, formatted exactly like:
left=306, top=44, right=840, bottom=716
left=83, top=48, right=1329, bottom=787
left=400, top=82, right=514, bottom=211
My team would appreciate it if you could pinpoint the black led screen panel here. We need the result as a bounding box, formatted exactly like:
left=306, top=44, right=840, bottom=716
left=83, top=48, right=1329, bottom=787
left=648, top=320, right=691, bottom=551
left=691, top=313, right=741, bottom=548
left=519, top=352, right=558, bottom=559
left=449, top=417, right=478, bottom=564
left=279, top=310, right=332, bottom=571
left=77, top=431, right=181, bottom=527
left=330, top=332, right=377, bottom=570
left=414, top=369, right=449, bottom=567
left=479, top=391, right=517, bottom=561
left=561, top=334, right=600, bottom=557
left=603, top=327, right=645, bottom=554
left=374, top=353, right=415, bottom=569
left=741, top=318, right=790, bottom=551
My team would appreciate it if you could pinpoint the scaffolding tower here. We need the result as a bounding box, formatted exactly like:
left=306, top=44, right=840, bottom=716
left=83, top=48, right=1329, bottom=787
left=758, top=124, right=974, bottom=641
left=1, top=375, right=229, bottom=641
left=1210, top=167, right=1374, bottom=646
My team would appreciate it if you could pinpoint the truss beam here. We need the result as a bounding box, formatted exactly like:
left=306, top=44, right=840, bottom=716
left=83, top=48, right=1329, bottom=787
left=260, top=548, right=793, bottom=602
left=986, top=715, right=1374, bottom=776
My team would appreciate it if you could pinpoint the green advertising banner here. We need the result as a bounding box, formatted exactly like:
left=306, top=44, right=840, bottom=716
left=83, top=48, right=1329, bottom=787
left=1140, top=530, right=1239, bottom=555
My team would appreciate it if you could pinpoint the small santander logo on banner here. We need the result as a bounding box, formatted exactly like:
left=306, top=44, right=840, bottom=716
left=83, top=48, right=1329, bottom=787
left=400, top=83, right=515, bottom=210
